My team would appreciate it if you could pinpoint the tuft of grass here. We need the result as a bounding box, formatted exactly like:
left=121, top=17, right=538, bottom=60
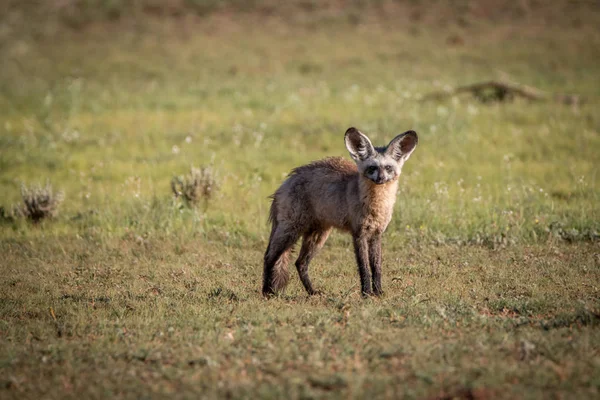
left=171, top=165, right=219, bottom=208
left=13, top=182, right=65, bottom=223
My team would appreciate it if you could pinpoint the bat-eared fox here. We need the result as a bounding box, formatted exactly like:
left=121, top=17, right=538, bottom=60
left=262, top=127, right=418, bottom=298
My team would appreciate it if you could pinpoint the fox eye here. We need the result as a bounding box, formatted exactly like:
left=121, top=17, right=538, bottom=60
left=366, top=166, right=378, bottom=174
left=384, top=165, right=393, bottom=173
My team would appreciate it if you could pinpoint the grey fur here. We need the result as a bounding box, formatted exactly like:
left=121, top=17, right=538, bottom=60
left=262, top=127, right=418, bottom=297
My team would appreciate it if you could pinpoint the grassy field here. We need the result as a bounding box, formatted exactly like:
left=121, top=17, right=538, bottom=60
left=1, top=1, right=599, bottom=398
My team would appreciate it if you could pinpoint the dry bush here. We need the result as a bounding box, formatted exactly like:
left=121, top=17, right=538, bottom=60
left=171, top=165, right=219, bottom=207
left=14, top=182, right=65, bottom=223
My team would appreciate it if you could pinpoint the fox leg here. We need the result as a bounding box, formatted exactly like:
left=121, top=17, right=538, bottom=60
left=368, top=235, right=383, bottom=296
left=295, top=228, right=331, bottom=295
left=263, top=224, right=299, bottom=296
left=352, top=235, right=372, bottom=296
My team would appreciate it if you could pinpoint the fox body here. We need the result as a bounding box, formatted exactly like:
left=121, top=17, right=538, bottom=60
left=263, top=127, right=418, bottom=297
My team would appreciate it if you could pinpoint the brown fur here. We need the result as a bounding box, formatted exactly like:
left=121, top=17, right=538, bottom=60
left=262, top=128, right=417, bottom=297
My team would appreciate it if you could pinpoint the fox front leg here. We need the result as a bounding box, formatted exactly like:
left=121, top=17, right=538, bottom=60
left=352, top=235, right=372, bottom=296
left=368, top=235, right=383, bottom=296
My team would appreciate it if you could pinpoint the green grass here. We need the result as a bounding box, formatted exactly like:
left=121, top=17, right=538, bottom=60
left=2, top=239, right=599, bottom=398
left=1, top=2, right=599, bottom=398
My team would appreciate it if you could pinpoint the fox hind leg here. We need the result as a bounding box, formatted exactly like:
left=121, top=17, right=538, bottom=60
left=295, top=228, right=331, bottom=295
left=263, top=224, right=299, bottom=296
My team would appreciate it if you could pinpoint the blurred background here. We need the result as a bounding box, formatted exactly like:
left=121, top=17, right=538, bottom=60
left=1, top=2, right=600, bottom=399
left=0, top=0, right=598, bottom=244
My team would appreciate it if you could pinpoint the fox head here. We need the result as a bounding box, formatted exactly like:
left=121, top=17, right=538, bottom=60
left=345, top=127, right=418, bottom=185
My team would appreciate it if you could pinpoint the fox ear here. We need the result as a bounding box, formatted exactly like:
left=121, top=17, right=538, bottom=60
left=345, top=127, right=375, bottom=162
left=386, top=130, right=418, bottom=161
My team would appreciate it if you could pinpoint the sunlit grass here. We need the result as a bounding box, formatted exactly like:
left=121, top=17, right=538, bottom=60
left=0, top=7, right=599, bottom=399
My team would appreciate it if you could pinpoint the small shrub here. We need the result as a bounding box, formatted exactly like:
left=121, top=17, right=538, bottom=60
left=171, top=165, right=219, bottom=207
left=15, top=181, right=65, bottom=223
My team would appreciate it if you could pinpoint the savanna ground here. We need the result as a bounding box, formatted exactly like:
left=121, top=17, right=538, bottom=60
left=1, top=1, right=599, bottom=398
